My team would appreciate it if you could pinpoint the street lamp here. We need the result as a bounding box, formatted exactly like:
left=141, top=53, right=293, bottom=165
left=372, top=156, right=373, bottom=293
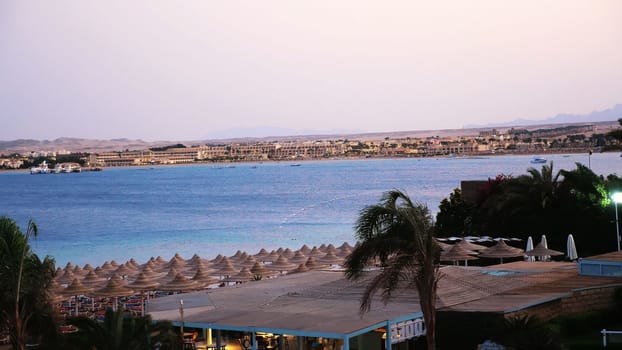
left=612, top=192, right=622, bottom=251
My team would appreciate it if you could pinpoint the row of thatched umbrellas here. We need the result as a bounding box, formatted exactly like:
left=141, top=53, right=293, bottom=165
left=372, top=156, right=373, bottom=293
left=52, top=243, right=354, bottom=316
left=439, top=237, right=565, bottom=265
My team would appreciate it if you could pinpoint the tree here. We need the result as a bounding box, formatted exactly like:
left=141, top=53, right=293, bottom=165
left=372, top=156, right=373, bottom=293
left=435, top=188, right=476, bottom=237
left=344, top=190, right=441, bottom=350
left=0, top=217, right=58, bottom=350
left=64, top=308, right=177, bottom=350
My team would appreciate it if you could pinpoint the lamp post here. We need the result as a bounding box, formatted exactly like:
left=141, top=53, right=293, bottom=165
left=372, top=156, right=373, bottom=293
left=612, top=192, right=622, bottom=251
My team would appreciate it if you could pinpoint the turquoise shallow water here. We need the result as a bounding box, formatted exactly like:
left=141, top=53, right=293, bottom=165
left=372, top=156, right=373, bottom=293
left=0, top=153, right=619, bottom=267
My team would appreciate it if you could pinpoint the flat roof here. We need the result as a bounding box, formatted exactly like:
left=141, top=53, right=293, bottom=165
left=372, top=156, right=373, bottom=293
left=149, top=261, right=622, bottom=338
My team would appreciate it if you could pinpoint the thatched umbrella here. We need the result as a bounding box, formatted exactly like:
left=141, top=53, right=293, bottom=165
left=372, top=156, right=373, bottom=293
left=72, top=265, right=85, bottom=276
left=268, top=255, right=297, bottom=273
left=440, top=244, right=479, bottom=266
left=93, top=274, right=135, bottom=312
left=304, top=256, right=323, bottom=269
left=289, top=264, right=310, bottom=274
left=159, top=273, right=204, bottom=292
left=81, top=270, right=107, bottom=288
left=249, top=261, right=274, bottom=279
left=479, top=240, right=524, bottom=264
left=240, top=255, right=258, bottom=268
left=127, top=258, right=141, bottom=270
left=455, top=239, right=487, bottom=252
left=337, top=242, right=353, bottom=251
left=281, top=248, right=295, bottom=259
left=266, top=251, right=280, bottom=263
left=210, top=254, right=224, bottom=264
left=214, top=257, right=239, bottom=278
left=158, top=268, right=180, bottom=283
left=61, top=278, right=94, bottom=316
left=298, top=244, right=311, bottom=255
left=525, top=242, right=564, bottom=260
left=115, top=264, right=138, bottom=279
left=56, top=269, right=75, bottom=284
left=307, top=247, right=324, bottom=257
left=191, top=266, right=219, bottom=287
left=317, top=251, right=343, bottom=266
left=139, top=266, right=164, bottom=280
left=224, top=267, right=254, bottom=283
left=435, top=239, right=453, bottom=251
left=289, top=251, right=308, bottom=264
left=254, top=248, right=270, bottom=261
left=127, top=272, right=161, bottom=316
left=336, top=246, right=352, bottom=258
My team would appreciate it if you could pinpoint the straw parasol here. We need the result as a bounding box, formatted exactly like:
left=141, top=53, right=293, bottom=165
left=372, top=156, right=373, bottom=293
left=435, top=240, right=453, bottom=251
left=140, top=265, right=164, bottom=280
left=266, top=251, right=280, bottom=263
left=304, top=256, right=323, bottom=269
left=249, top=261, right=274, bottom=279
left=298, top=244, right=311, bottom=255
left=61, top=278, right=94, bottom=316
left=440, top=244, right=478, bottom=266
left=268, top=255, right=297, bottom=273
left=567, top=234, right=578, bottom=261
left=281, top=248, right=295, bottom=259
left=191, top=266, right=219, bottom=286
left=158, top=268, right=180, bottom=283
left=93, top=274, right=135, bottom=312
left=317, top=251, right=343, bottom=266
left=337, top=242, right=353, bottom=251
left=525, top=242, right=564, bottom=259
left=126, top=272, right=161, bottom=316
left=254, top=248, right=270, bottom=261
left=224, top=267, right=254, bottom=283
left=239, top=255, right=258, bottom=268
left=455, top=239, right=487, bottom=252
left=289, top=251, right=308, bottom=264
left=289, top=263, right=310, bottom=274
left=479, top=240, right=524, bottom=264
left=56, top=269, right=75, bottom=284
left=115, top=264, right=138, bottom=279
left=307, top=247, right=324, bottom=257
left=336, top=245, right=352, bottom=258
left=159, top=273, right=204, bottom=292
left=214, top=258, right=240, bottom=277
left=72, top=265, right=85, bottom=276
left=81, top=270, right=107, bottom=287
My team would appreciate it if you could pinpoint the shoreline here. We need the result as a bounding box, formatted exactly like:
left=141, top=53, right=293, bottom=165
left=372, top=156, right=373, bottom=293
left=1, top=148, right=610, bottom=174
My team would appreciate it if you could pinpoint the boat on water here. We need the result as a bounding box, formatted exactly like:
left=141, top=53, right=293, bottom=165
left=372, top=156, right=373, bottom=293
left=530, top=156, right=547, bottom=164
left=30, top=161, right=51, bottom=174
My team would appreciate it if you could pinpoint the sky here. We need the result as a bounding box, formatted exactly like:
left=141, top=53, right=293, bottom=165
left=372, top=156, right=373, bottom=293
left=1, top=1, right=621, bottom=141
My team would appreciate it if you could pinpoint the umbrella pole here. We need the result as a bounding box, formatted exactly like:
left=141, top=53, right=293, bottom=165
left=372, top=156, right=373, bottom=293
left=74, top=295, right=78, bottom=316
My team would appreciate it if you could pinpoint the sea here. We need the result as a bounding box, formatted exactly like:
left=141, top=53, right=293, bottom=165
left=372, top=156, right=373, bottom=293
left=0, top=152, right=620, bottom=267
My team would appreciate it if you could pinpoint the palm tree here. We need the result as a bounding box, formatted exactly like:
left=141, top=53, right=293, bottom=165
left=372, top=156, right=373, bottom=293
left=0, top=217, right=57, bottom=350
left=344, top=190, right=441, bottom=350
left=64, top=308, right=176, bottom=350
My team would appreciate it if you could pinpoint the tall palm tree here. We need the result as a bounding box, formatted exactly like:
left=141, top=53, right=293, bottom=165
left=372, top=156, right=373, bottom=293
left=0, top=217, right=57, bottom=350
left=344, top=190, right=441, bottom=350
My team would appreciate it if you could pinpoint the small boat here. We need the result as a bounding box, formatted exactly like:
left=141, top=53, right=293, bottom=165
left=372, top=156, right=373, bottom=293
left=290, top=163, right=301, bottom=167
left=530, top=156, right=547, bottom=164
left=30, top=161, right=50, bottom=174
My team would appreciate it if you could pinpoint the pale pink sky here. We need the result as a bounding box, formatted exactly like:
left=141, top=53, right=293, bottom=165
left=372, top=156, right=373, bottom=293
left=1, top=1, right=621, bottom=141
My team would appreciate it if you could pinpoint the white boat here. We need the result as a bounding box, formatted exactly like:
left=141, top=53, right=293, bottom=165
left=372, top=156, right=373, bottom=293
left=530, top=156, right=547, bottom=164
left=30, top=161, right=50, bottom=174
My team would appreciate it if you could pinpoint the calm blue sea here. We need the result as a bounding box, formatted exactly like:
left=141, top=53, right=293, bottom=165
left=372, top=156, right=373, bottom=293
left=0, top=153, right=619, bottom=267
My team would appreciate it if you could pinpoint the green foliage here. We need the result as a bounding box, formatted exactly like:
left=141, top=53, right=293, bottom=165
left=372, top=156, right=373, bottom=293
left=64, top=308, right=177, bottom=350
left=0, top=217, right=58, bottom=349
left=435, top=188, right=476, bottom=237
left=470, top=162, right=614, bottom=256
left=344, top=190, right=440, bottom=350
left=494, top=315, right=564, bottom=350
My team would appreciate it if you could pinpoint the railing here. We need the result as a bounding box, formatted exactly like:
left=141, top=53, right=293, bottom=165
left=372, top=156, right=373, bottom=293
left=601, top=329, right=622, bottom=347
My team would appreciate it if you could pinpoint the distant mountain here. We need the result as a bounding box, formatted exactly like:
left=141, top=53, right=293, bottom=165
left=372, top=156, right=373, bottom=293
left=0, top=138, right=173, bottom=153
left=204, top=126, right=363, bottom=140
left=465, top=104, right=622, bottom=128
